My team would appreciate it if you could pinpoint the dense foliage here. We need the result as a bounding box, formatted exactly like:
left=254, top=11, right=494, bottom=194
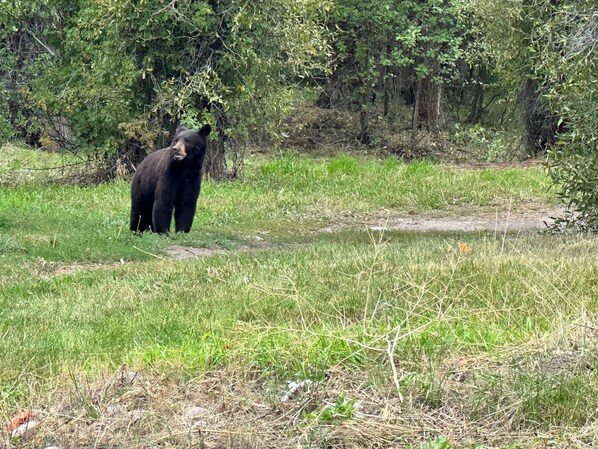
left=470, top=0, right=597, bottom=230
left=1, top=0, right=331, bottom=177
left=318, top=0, right=467, bottom=142
left=541, top=2, right=598, bottom=231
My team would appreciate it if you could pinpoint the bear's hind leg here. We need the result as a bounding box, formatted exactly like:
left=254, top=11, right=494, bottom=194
left=130, top=207, right=152, bottom=232
left=130, top=193, right=154, bottom=232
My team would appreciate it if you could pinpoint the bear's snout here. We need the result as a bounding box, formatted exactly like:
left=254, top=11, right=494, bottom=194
left=172, top=141, right=187, bottom=161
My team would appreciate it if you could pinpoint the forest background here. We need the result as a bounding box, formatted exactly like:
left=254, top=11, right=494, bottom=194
left=0, top=0, right=596, bottom=223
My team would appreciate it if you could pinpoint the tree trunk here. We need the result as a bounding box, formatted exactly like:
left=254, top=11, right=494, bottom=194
left=358, top=89, right=373, bottom=145
left=359, top=108, right=369, bottom=144
left=412, top=78, right=422, bottom=140
left=419, top=77, right=445, bottom=132
left=382, top=44, right=391, bottom=117
left=520, top=78, right=561, bottom=155
left=201, top=0, right=232, bottom=178
left=382, top=73, right=394, bottom=118
left=467, top=66, right=485, bottom=124
left=315, top=76, right=333, bottom=109
left=434, top=84, right=446, bottom=130
left=204, top=136, right=227, bottom=179
left=204, top=103, right=229, bottom=179
left=382, top=80, right=390, bottom=118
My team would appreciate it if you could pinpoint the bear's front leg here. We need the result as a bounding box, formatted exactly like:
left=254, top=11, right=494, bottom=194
left=174, top=200, right=197, bottom=233
left=152, top=195, right=175, bottom=233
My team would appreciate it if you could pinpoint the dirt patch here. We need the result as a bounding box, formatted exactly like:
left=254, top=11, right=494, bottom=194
left=166, top=209, right=563, bottom=259
left=165, top=237, right=281, bottom=260
left=33, top=258, right=125, bottom=279
left=165, top=245, right=228, bottom=259
left=445, top=160, right=542, bottom=170
left=321, top=208, right=563, bottom=233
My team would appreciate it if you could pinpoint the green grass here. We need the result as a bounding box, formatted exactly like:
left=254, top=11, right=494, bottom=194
left=1, top=150, right=554, bottom=263
left=1, top=146, right=596, bottom=447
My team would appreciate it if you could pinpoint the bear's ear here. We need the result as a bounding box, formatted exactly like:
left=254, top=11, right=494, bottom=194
left=175, top=124, right=189, bottom=135
left=199, top=124, right=211, bottom=137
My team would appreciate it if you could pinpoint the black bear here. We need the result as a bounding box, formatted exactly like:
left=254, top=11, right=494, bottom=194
left=130, top=124, right=211, bottom=233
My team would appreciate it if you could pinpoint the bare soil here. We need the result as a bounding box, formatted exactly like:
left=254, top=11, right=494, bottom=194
left=332, top=207, right=562, bottom=233
left=165, top=236, right=274, bottom=260
left=166, top=207, right=563, bottom=259
left=31, top=258, right=126, bottom=279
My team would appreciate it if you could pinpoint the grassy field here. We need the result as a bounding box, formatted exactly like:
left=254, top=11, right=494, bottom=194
left=1, top=145, right=597, bottom=448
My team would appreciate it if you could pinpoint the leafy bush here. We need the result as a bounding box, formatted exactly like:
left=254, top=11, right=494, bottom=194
left=541, top=2, right=598, bottom=231
left=2, top=0, right=331, bottom=178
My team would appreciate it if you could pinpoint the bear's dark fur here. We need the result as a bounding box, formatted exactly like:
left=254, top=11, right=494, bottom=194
left=130, top=124, right=211, bottom=233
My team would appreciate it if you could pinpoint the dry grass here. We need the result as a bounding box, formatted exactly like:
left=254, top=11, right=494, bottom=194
left=3, top=318, right=597, bottom=449
left=0, top=145, right=95, bottom=186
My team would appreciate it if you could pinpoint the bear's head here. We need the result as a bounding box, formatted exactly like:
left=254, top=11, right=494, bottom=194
left=170, top=124, right=212, bottom=162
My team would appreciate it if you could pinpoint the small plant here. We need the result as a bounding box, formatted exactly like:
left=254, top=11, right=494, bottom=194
left=453, top=124, right=523, bottom=162
left=327, top=155, right=359, bottom=175
left=417, top=437, right=452, bottom=449
left=0, top=235, right=21, bottom=254
left=305, top=395, right=357, bottom=422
